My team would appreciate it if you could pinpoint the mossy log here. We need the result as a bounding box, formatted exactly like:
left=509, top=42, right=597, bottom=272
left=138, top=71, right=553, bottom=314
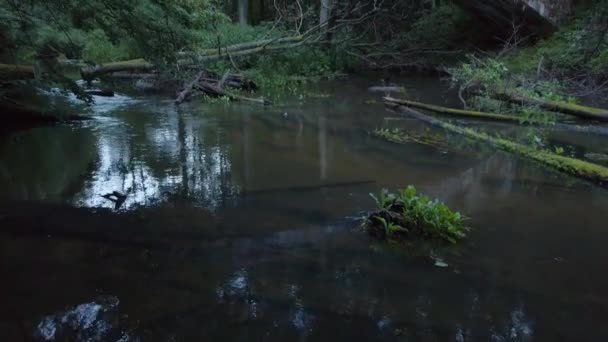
left=384, top=96, right=525, bottom=122
left=492, top=91, right=608, bottom=122
left=0, top=64, right=35, bottom=80
left=385, top=101, right=608, bottom=186
left=384, top=97, right=608, bottom=136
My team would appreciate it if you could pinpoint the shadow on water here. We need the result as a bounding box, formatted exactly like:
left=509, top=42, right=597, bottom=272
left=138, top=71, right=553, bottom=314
left=1, top=76, right=608, bottom=341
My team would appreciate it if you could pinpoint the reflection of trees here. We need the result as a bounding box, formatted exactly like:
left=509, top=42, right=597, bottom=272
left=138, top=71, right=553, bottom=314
left=0, top=126, right=97, bottom=201
left=202, top=228, right=538, bottom=341
left=74, top=104, right=239, bottom=209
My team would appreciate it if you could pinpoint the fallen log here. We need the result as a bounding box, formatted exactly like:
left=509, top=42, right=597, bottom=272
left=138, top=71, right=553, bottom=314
left=81, top=59, right=154, bottom=81
left=182, top=36, right=304, bottom=58
left=175, top=71, right=204, bottom=105
left=82, top=37, right=305, bottom=80
left=492, top=91, right=608, bottom=122
left=368, top=86, right=406, bottom=93
left=385, top=101, right=608, bottom=186
left=384, top=97, right=608, bottom=136
left=384, top=97, right=525, bottom=122
left=0, top=64, right=35, bottom=80
left=196, top=81, right=271, bottom=105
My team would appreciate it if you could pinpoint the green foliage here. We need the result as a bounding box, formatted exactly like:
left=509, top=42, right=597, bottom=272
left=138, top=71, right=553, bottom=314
left=192, top=22, right=272, bottom=51
left=399, top=4, right=471, bottom=51
left=370, top=188, right=396, bottom=210
left=450, top=57, right=562, bottom=124
left=501, top=1, right=608, bottom=79
left=367, top=186, right=468, bottom=244
left=0, top=0, right=222, bottom=64
left=449, top=56, right=509, bottom=91
left=82, top=30, right=135, bottom=64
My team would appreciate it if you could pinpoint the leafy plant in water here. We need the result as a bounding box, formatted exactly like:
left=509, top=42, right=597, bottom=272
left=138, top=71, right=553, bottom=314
left=369, top=189, right=395, bottom=210
left=366, top=186, right=468, bottom=244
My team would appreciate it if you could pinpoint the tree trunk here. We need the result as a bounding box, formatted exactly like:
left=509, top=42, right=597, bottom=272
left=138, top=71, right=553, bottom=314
left=249, top=0, right=265, bottom=25
left=319, top=0, right=333, bottom=27
left=239, top=0, right=249, bottom=25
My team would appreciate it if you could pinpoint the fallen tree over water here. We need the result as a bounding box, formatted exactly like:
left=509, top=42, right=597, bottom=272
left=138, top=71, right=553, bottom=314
left=384, top=100, right=608, bottom=187
left=384, top=97, right=608, bottom=136
left=81, top=36, right=305, bottom=81
left=492, top=91, right=608, bottom=122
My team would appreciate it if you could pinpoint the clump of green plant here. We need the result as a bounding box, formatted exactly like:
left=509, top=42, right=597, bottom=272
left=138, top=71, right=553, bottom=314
left=449, top=56, right=510, bottom=93
left=365, top=186, right=468, bottom=244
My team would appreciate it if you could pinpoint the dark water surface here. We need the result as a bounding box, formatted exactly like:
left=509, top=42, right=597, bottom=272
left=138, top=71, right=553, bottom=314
left=1, top=77, right=608, bottom=341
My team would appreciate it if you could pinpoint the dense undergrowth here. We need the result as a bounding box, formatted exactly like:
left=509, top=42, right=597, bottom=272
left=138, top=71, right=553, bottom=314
left=448, top=1, right=608, bottom=122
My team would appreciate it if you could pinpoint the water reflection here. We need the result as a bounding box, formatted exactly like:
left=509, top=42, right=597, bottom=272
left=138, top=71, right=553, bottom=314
left=1, top=77, right=608, bottom=341
left=34, top=296, right=125, bottom=342
left=76, top=103, right=239, bottom=209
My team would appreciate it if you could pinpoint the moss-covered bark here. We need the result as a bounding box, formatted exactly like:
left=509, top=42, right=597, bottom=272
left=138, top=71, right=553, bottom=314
left=493, top=91, right=608, bottom=122
left=384, top=96, right=530, bottom=123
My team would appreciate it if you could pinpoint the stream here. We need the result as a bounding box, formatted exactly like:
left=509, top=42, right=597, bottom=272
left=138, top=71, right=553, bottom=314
left=1, top=76, right=608, bottom=341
